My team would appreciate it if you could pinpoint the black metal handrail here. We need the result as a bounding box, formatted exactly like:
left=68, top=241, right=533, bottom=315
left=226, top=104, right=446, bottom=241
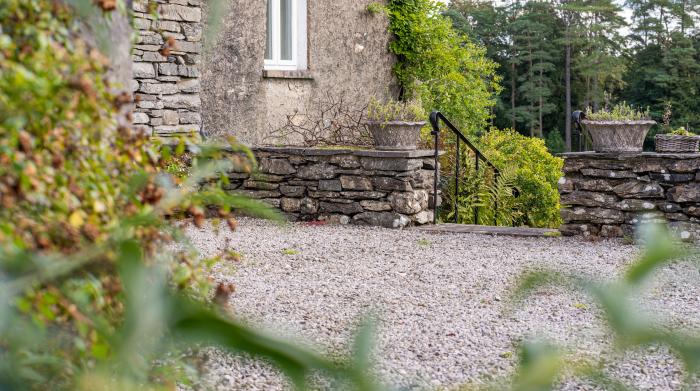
left=429, top=111, right=500, bottom=225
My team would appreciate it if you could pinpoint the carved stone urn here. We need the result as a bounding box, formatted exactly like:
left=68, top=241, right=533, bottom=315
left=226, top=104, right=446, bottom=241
left=366, top=121, right=426, bottom=151
left=581, top=120, right=656, bottom=153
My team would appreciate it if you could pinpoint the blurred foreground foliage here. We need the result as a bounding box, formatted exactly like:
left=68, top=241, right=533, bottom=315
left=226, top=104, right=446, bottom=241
left=1, top=1, right=698, bottom=391
left=0, top=0, right=375, bottom=389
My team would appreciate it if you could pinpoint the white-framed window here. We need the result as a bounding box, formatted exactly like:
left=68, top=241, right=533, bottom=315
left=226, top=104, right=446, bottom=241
left=265, top=0, right=307, bottom=71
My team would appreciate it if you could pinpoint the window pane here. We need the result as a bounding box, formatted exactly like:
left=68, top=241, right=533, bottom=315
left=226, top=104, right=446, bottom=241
left=280, top=0, right=293, bottom=61
left=265, top=0, right=273, bottom=60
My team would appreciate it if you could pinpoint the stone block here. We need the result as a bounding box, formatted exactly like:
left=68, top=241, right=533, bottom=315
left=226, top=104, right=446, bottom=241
left=159, top=4, right=201, bottom=22
left=155, top=20, right=181, bottom=32
left=280, top=198, right=301, bottom=212
left=133, top=0, right=148, bottom=12
left=318, top=179, right=342, bottom=192
left=410, top=170, right=434, bottom=189
left=557, top=177, right=574, bottom=193
left=648, top=173, right=695, bottom=183
left=235, top=190, right=281, bottom=199
left=667, top=184, right=700, bottom=203
left=260, top=158, right=296, bottom=175
left=389, top=190, right=428, bottom=215
left=319, top=201, right=363, bottom=215
left=132, top=112, right=149, bottom=124
left=296, top=163, right=337, bottom=180
left=560, top=207, right=625, bottom=224
left=244, top=180, right=279, bottom=190
left=340, top=176, right=373, bottom=191
left=300, top=198, right=318, bottom=215
left=340, top=191, right=386, bottom=200
left=261, top=198, right=281, bottom=208
left=613, top=181, right=664, bottom=199
left=142, top=52, right=168, bottom=62
left=360, top=200, right=392, bottom=212
left=411, top=210, right=434, bottom=225
left=161, top=94, right=201, bottom=109
left=182, top=22, right=203, bottom=41
left=373, top=176, right=412, bottom=192
left=158, top=63, right=179, bottom=76
left=177, top=78, right=200, bottom=93
left=162, top=110, right=179, bottom=125
left=353, top=212, right=410, bottom=229
left=600, top=225, right=624, bottom=238
left=617, top=199, right=656, bottom=211
left=581, top=169, right=637, bottom=179
left=360, top=157, right=423, bottom=172
left=559, top=223, right=600, bottom=237
left=330, top=155, right=361, bottom=168
left=250, top=173, right=285, bottom=183
left=139, top=82, right=179, bottom=95
left=308, top=191, right=340, bottom=199
left=560, top=191, right=617, bottom=207
left=178, top=112, right=201, bottom=124
left=669, top=159, right=700, bottom=173
left=133, top=62, right=156, bottom=78
left=280, top=185, right=305, bottom=197
left=576, top=178, right=618, bottom=192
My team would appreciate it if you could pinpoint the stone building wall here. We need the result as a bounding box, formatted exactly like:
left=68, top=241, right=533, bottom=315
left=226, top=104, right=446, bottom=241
left=227, top=148, right=437, bottom=228
left=559, top=152, right=700, bottom=240
left=201, top=0, right=397, bottom=145
left=131, top=0, right=203, bottom=137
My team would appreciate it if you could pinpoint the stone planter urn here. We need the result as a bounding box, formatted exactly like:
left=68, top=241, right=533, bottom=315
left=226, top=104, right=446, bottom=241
left=367, top=121, right=426, bottom=151
left=581, top=120, right=656, bottom=153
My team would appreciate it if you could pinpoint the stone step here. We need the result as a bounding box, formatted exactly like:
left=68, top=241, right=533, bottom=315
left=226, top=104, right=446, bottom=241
left=414, top=224, right=560, bottom=238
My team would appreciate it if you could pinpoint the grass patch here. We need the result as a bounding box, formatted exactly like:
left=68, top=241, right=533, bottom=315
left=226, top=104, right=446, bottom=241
left=282, top=248, right=300, bottom=256
left=417, top=238, right=431, bottom=247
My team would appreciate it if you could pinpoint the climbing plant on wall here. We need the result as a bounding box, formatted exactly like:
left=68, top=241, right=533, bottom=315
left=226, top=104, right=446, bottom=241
left=371, top=0, right=501, bottom=135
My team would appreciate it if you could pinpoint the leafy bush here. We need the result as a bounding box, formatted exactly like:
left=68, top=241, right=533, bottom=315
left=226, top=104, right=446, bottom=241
left=586, top=102, right=651, bottom=121
left=479, top=129, right=563, bottom=228
left=376, top=0, right=501, bottom=134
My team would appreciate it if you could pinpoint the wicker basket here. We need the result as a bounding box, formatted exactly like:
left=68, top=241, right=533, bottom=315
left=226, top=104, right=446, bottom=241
left=655, top=134, right=700, bottom=153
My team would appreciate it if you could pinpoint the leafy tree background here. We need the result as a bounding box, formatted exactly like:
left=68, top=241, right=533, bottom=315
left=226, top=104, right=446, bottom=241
left=448, top=0, right=700, bottom=153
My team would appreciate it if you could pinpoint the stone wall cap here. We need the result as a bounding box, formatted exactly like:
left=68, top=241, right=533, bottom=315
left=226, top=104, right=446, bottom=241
left=253, top=146, right=441, bottom=158
left=560, top=151, right=700, bottom=159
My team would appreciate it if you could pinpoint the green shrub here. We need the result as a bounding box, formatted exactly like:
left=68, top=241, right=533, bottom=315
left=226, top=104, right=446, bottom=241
left=379, top=0, right=501, bottom=134
left=479, top=129, right=563, bottom=228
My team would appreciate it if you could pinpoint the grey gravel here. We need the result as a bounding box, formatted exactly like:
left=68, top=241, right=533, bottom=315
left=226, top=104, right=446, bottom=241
left=183, top=218, right=700, bottom=390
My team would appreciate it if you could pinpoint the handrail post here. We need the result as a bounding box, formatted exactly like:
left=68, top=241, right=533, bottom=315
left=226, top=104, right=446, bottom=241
left=430, top=112, right=440, bottom=225
left=493, top=171, right=499, bottom=226
left=454, top=138, right=460, bottom=224
left=474, top=152, right=479, bottom=225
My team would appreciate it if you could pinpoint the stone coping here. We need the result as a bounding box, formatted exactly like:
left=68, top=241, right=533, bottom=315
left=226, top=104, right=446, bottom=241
left=561, top=152, right=700, bottom=159
left=253, top=146, right=441, bottom=158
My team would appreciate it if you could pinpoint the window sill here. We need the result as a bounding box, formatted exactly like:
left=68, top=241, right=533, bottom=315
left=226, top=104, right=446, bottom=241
left=263, top=69, right=313, bottom=80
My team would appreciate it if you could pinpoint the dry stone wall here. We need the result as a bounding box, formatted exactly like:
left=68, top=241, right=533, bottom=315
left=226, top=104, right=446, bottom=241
left=131, top=0, right=202, bottom=137
left=227, top=148, right=437, bottom=228
left=559, top=152, right=700, bottom=240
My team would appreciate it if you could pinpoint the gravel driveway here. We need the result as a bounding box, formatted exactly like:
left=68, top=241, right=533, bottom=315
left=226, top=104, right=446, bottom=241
left=184, top=218, right=700, bottom=390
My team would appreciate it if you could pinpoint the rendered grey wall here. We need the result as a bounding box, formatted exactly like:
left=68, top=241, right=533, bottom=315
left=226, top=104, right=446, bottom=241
left=201, top=0, right=397, bottom=146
